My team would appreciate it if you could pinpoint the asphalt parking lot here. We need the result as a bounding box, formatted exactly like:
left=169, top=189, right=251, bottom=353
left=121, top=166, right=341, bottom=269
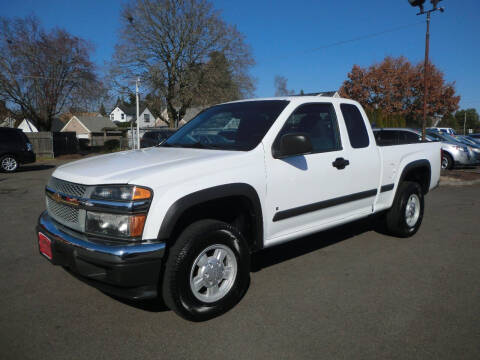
left=1, top=161, right=479, bottom=360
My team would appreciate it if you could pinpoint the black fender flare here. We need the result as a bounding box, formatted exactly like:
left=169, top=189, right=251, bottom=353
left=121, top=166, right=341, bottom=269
left=157, top=183, right=264, bottom=251
left=398, top=159, right=431, bottom=194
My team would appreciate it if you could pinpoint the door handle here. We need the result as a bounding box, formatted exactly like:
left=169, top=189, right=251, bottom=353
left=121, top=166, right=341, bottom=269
left=332, top=157, right=350, bottom=170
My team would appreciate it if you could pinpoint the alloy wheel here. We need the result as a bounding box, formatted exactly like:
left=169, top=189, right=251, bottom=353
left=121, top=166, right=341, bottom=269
left=1, top=156, right=17, bottom=172
left=189, top=244, right=237, bottom=303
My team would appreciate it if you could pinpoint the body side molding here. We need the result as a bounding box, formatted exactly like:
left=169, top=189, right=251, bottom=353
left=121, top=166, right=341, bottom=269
left=380, top=184, right=394, bottom=193
left=273, top=188, right=377, bottom=222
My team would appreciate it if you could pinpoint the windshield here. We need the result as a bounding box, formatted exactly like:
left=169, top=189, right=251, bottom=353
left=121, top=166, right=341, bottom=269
left=163, top=100, right=289, bottom=151
left=427, top=131, right=462, bottom=145
left=458, top=136, right=479, bottom=147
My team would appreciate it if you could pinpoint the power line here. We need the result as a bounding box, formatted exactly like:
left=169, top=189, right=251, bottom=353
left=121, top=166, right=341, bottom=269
left=262, top=20, right=425, bottom=63
left=5, top=74, right=94, bottom=82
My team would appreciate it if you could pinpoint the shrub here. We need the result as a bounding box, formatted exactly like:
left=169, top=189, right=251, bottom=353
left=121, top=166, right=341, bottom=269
left=78, top=139, right=90, bottom=150
left=103, top=139, right=120, bottom=151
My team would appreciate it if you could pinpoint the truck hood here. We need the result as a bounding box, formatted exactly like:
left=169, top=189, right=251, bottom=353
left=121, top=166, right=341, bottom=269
left=52, top=147, right=242, bottom=185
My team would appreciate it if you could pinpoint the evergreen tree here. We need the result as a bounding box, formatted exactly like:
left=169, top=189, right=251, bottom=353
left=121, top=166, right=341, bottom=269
left=99, top=103, right=107, bottom=116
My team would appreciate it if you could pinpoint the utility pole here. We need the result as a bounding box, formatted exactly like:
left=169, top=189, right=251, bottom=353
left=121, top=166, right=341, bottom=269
left=408, top=0, right=445, bottom=140
left=422, top=11, right=430, bottom=140
left=136, top=78, right=140, bottom=150
left=130, top=118, right=134, bottom=149
left=464, top=112, right=466, bottom=135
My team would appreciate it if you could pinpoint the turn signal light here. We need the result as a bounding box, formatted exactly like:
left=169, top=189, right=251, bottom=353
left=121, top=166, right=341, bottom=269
left=133, top=186, right=152, bottom=200
left=129, top=215, right=147, bottom=237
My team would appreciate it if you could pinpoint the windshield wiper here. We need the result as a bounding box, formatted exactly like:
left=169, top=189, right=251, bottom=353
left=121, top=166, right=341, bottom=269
left=172, top=142, right=217, bottom=149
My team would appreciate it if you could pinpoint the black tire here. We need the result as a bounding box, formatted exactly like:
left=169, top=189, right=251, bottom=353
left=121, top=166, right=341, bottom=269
left=0, top=154, right=18, bottom=173
left=442, top=152, right=453, bottom=170
left=162, top=219, right=250, bottom=321
left=384, top=181, right=424, bottom=238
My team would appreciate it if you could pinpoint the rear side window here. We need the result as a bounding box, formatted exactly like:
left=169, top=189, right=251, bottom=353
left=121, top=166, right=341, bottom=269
left=0, top=130, right=24, bottom=146
left=0, top=132, right=9, bottom=143
left=340, top=104, right=369, bottom=148
left=375, top=130, right=398, bottom=146
left=400, top=131, right=421, bottom=144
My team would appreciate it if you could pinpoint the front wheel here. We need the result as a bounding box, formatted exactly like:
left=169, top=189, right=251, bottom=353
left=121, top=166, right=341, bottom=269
left=162, top=219, right=250, bottom=321
left=383, top=181, right=424, bottom=237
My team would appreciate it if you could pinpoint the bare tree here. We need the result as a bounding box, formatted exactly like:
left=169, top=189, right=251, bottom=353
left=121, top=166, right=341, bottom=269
left=110, top=0, right=255, bottom=127
left=0, top=16, right=102, bottom=130
left=274, top=75, right=294, bottom=96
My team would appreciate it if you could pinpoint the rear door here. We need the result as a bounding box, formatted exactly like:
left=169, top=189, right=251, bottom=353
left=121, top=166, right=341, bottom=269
left=337, top=103, right=381, bottom=210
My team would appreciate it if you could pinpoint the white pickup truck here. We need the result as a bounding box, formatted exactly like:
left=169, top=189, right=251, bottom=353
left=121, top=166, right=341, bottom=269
left=37, top=96, right=441, bottom=321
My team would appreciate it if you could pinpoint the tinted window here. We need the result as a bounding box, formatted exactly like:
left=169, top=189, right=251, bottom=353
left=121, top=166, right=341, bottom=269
left=143, top=132, right=153, bottom=139
left=277, top=103, right=341, bottom=153
left=0, top=131, right=10, bottom=143
left=0, top=130, right=24, bottom=147
left=400, top=131, right=421, bottom=144
left=426, top=131, right=442, bottom=141
left=374, top=130, right=398, bottom=145
left=340, top=104, right=369, bottom=148
left=164, top=101, right=289, bottom=151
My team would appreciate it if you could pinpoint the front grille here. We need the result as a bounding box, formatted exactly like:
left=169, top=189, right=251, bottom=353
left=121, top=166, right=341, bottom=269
left=48, top=177, right=87, bottom=198
left=46, top=197, right=84, bottom=231
left=47, top=197, right=79, bottom=222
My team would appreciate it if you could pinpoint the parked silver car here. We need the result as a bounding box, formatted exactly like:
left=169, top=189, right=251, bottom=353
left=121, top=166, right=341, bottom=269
left=426, top=130, right=476, bottom=169
left=454, top=135, right=480, bottom=164
left=373, top=128, right=474, bottom=170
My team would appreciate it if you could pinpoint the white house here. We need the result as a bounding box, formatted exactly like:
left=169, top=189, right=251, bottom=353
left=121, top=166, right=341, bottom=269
left=110, top=103, right=155, bottom=128
left=158, top=106, right=204, bottom=127
left=0, top=117, right=16, bottom=128
left=17, top=119, right=38, bottom=132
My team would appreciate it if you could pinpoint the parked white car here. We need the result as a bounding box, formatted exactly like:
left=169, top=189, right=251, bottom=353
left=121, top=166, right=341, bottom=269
left=37, top=96, right=441, bottom=321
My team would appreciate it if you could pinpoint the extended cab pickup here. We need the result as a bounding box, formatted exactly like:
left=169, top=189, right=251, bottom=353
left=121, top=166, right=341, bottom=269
left=37, top=97, right=441, bottom=321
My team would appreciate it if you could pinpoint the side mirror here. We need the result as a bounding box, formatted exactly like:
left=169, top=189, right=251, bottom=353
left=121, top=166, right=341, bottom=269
left=273, top=133, right=313, bottom=159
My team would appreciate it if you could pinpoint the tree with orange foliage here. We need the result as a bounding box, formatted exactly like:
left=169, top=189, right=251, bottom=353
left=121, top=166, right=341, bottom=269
left=339, top=56, right=460, bottom=127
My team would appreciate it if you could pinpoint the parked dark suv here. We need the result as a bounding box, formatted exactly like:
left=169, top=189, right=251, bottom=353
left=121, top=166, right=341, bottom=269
left=140, top=128, right=176, bottom=148
left=0, top=128, right=36, bottom=172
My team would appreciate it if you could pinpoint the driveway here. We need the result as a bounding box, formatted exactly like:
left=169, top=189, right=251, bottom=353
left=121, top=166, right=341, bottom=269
left=1, top=162, right=479, bottom=359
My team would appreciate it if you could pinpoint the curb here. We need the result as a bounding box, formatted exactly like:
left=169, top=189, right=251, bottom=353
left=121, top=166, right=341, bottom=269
left=440, top=176, right=480, bottom=186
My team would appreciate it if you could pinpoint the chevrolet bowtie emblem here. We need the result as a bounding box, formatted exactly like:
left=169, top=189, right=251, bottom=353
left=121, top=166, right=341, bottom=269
left=51, top=192, right=79, bottom=207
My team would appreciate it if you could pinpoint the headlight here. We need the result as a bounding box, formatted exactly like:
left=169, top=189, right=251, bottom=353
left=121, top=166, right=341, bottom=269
left=91, top=185, right=152, bottom=201
left=86, top=211, right=146, bottom=239
left=26, top=143, right=33, bottom=151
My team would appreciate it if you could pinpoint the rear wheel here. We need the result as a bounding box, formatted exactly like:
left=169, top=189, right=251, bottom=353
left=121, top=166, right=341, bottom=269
left=162, top=219, right=250, bottom=321
left=383, top=181, right=424, bottom=237
left=441, top=152, right=453, bottom=170
left=0, top=155, right=18, bottom=172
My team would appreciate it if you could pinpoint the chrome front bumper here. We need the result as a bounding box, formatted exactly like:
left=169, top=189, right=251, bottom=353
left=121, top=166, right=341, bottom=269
left=37, top=211, right=166, bottom=299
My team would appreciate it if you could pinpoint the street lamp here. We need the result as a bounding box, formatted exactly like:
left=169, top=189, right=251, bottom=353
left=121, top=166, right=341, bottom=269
left=408, top=0, right=445, bottom=140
